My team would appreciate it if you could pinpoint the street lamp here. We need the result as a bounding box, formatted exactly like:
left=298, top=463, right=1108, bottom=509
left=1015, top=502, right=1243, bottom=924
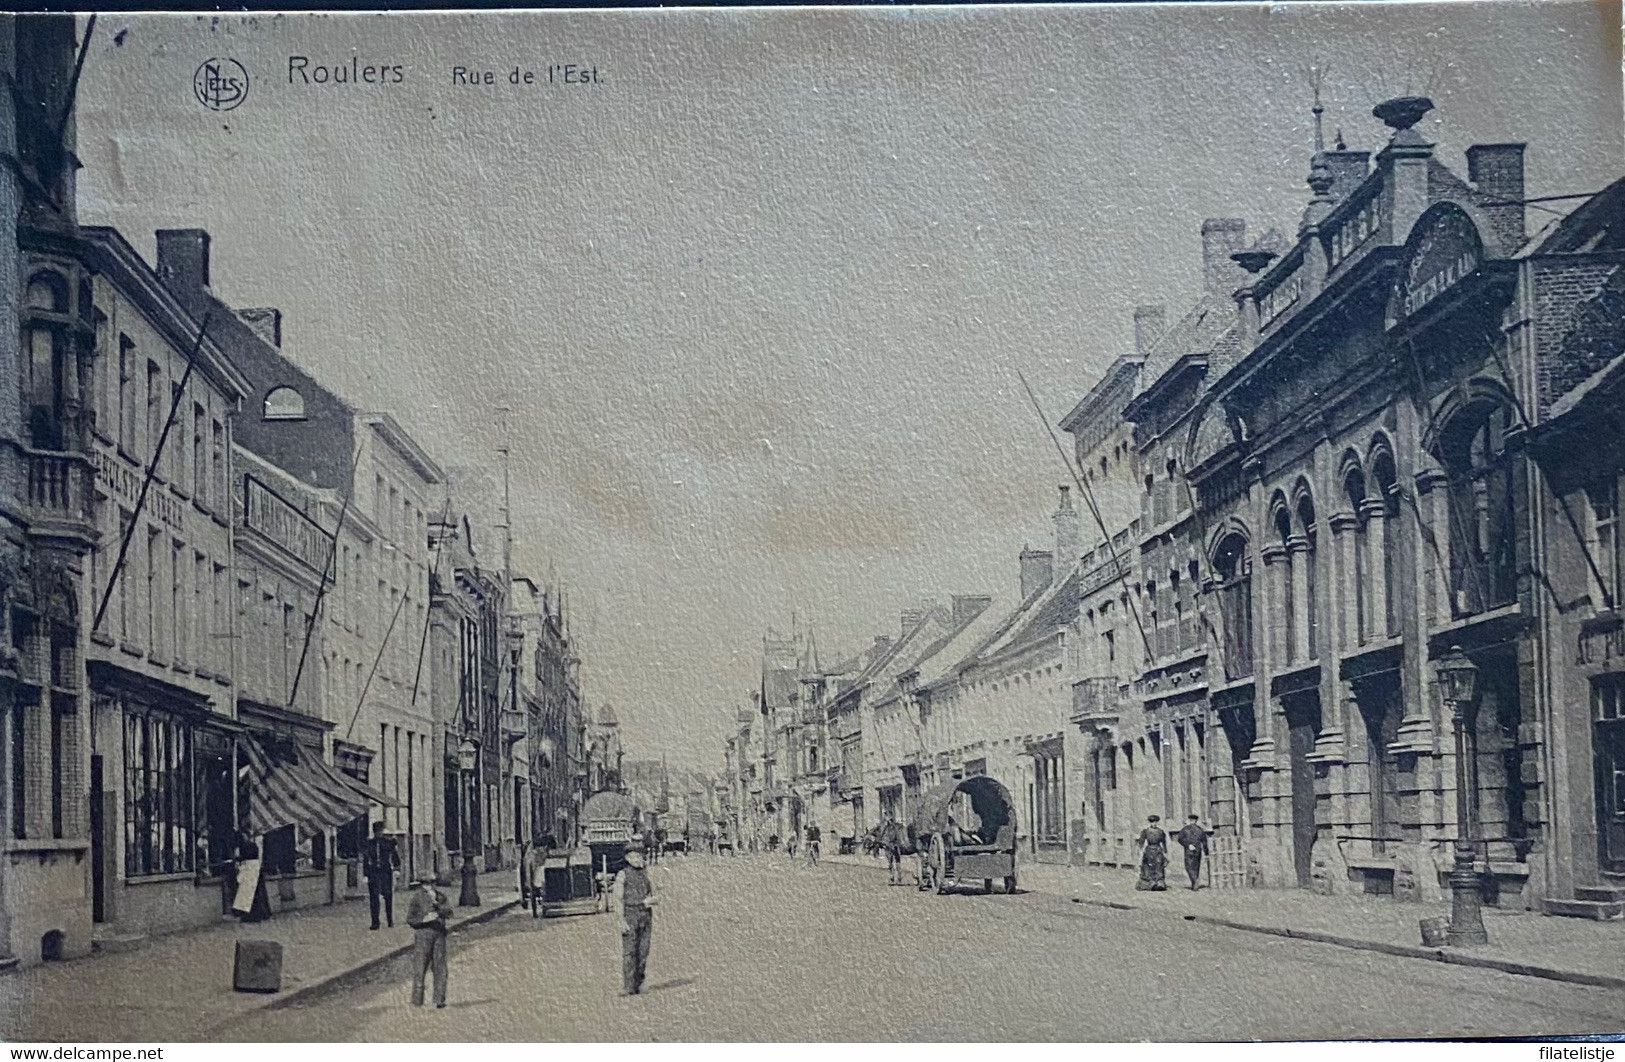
left=457, top=738, right=481, bottom=907
left=1435, top=646, right=1486, bottom=946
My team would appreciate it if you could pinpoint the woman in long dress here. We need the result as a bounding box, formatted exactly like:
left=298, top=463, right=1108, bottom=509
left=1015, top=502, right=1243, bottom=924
left=234, top=832, right=273, bottom=922
left=1135, top=815, right=1168, bottom=891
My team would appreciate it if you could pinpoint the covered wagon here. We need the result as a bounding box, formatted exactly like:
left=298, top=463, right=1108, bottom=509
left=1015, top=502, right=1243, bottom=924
left=910, top=775, right=1019, bottom=894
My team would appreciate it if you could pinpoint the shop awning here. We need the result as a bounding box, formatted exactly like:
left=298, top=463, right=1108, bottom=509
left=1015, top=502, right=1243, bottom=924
left=306, top=754, right=406, bottom=809
left=241, top=737, right=371, bottom=836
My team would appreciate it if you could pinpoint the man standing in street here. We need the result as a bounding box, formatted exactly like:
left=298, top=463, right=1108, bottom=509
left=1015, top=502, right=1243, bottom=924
left=882, top=816, right=904, bottom=886
left=363, top=821, right=401, bottom=930
left=614, top=843, right=658, bottom=995
left=1176, top=814, right=1210, bottom=891
left=405, top=874, right=453, bottom=1008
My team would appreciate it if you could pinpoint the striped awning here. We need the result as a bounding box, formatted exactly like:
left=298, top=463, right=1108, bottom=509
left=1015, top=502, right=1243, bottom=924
left=241, top=737, right=370, bottom=835
left=306, top=754, right=406, bottom=809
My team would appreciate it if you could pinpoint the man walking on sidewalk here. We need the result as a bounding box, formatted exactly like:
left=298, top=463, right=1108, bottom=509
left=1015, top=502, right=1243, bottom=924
left=363, top=821, right=401, bottom=930
left=614, top=844, right=658, bottom=995
left=406, top=875, right=453, bottom=1008
left=1175, top=814, right=1210, bottom=891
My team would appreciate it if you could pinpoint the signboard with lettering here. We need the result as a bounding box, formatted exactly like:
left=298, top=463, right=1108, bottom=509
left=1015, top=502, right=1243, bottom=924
left=1386, top=202, right=1484, bottom=329
left=242, top=474, right=333, bottom=576
left=92, top=441, right=185, bottom=531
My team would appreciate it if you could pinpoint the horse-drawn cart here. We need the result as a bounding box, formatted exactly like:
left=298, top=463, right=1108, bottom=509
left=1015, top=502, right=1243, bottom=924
left=911, top=776, right=1019, bottom=894
left=579, top=790, right=639, bottom=905
left=535, top=847, right=600, bottom=918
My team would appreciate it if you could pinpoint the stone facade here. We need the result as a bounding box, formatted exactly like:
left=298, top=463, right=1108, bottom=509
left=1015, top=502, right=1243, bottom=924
left=79, top=226, right=250, bottom=941
left=0, top=14, right=100, bottom=970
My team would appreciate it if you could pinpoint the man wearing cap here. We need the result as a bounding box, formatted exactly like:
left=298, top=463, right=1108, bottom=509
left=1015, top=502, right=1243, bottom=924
left=362, top=821, right=401, bottom=930
left=405, top=874, right=453, bottom=1008
left=613, top=844, right=658, bottom=995
left=1175, top=814, right=1211, bottom=890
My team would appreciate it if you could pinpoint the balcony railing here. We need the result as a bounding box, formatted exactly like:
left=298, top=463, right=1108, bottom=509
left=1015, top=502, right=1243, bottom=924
left=25, top=449, right=89, bottom=519
left=1071, top=676, right=1121, bottom=725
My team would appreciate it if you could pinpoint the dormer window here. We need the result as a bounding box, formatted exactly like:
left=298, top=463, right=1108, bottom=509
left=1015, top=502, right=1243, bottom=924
left=263, top=386, right=306, bottom=421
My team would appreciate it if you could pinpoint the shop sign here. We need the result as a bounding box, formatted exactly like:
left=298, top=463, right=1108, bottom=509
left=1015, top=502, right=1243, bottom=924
left=1387, top=203, right=1484, bottom=328
left=243, top=474, right=332, bottom=575
left=92, top=440, right=185, bottom=531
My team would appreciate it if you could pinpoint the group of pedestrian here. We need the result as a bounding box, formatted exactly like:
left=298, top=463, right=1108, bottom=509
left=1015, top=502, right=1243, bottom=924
left=1136, top=814, right=1210, bottom=891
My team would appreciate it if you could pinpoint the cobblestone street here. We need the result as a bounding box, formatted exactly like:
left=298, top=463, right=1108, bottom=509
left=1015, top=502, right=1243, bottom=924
left=210, top=856, right=1623, bottom=1042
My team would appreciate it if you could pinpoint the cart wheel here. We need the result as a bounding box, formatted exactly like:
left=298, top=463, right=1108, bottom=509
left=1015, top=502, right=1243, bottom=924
left=931, top=836, right=948, bottom=895
left=1004, top=874, right=1017, bottom=894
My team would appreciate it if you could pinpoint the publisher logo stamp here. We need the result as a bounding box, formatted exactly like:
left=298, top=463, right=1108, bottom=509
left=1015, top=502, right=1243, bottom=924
left=193, top=58, right=249, bottom=111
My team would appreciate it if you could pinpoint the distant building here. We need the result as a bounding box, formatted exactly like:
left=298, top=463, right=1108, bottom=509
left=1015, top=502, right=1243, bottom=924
left=154, top=227, right=445, bottom=888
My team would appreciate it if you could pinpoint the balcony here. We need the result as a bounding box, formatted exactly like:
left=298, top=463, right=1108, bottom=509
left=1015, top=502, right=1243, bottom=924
left=25, top=449, right=90, bottom=521
left=1071, top=676, right=1122, bottom=729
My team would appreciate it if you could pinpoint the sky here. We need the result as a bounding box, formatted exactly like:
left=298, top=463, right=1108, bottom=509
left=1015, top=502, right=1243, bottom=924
left=72, top=2, right=1624, bottom=769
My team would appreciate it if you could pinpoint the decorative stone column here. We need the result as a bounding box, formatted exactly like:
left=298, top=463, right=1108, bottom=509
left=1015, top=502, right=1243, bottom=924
left=1262, top=542, right=1291, bottom=667
left=1329, top=510, right=1361, bottom=647
left=1288, top=534, right=1313, bottom=663
left=1414, top=468, right=1451, bottom=628
left=1361, top=498, right=1390, bottom=640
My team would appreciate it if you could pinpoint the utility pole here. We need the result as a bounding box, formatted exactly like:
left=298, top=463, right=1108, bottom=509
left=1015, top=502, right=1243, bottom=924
left=497, top=405, right=514, bottom=587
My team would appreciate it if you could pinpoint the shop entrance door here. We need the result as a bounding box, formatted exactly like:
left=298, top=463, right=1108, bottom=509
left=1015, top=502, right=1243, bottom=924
left=1593, top=677, right=1625, bottom=873
left=1285, top=693, right=1322, bottom=888
left=90, top=755, right=106, bottom=923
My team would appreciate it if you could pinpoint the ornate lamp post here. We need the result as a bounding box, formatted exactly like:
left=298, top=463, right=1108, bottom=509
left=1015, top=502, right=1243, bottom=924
left=457, top=738, right=481, bottom=907
left=1435, top=646, right=1486, bottom=946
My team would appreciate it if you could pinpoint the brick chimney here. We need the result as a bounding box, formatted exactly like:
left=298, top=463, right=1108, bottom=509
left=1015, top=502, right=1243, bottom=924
left=1466, top=143, right=1527, bottom=252
left=155, top=228, right=211, bottom=293
left=1133, top=305, right=1167, bottom=357
left=951, top=595, right=992, bottom=627
left=238, top=308, right=282, bottom=348
left=1053, top=485, right=1081, bottom=582
left=1201, top=219, right=1248, bottom=299
left=1020, top=547, right=1054, bottom=600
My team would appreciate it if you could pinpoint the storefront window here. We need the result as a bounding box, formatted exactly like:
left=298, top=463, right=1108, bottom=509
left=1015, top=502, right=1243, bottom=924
left=1441, top=402, right=1518, bottom=616
left=123, top=710, right=195, bottom=877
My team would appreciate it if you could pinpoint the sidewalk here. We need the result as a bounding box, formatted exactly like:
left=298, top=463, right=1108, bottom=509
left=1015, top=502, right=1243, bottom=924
left=827, top=851, right=1625, bottom=991
left=0, top=869, right=522, bottom=1042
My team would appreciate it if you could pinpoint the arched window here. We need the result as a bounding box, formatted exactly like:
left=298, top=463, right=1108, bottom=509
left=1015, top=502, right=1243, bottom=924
left=24, top=272, right=72, bottom=451
left=263, top=386, right=306, bottom=421
left=1145, top=579, right=1159, bottom=660
left=1213, top=531, right=1253, bottom=680
left=1440, top=402, right=1517, bottom=615
left=1297, top=493, right=1318, bottom=659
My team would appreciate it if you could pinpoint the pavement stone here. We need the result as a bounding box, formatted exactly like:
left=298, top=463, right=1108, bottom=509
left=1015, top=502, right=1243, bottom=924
left=0, top=869, right=521, bottom=1042
left=824, top=850, right=1625, bottom=990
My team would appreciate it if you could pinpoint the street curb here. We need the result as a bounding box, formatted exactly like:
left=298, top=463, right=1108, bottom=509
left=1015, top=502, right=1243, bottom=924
left=1069, top=898, right=1625, bottom=992
left=255, top=896, right=522, bottom=1013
